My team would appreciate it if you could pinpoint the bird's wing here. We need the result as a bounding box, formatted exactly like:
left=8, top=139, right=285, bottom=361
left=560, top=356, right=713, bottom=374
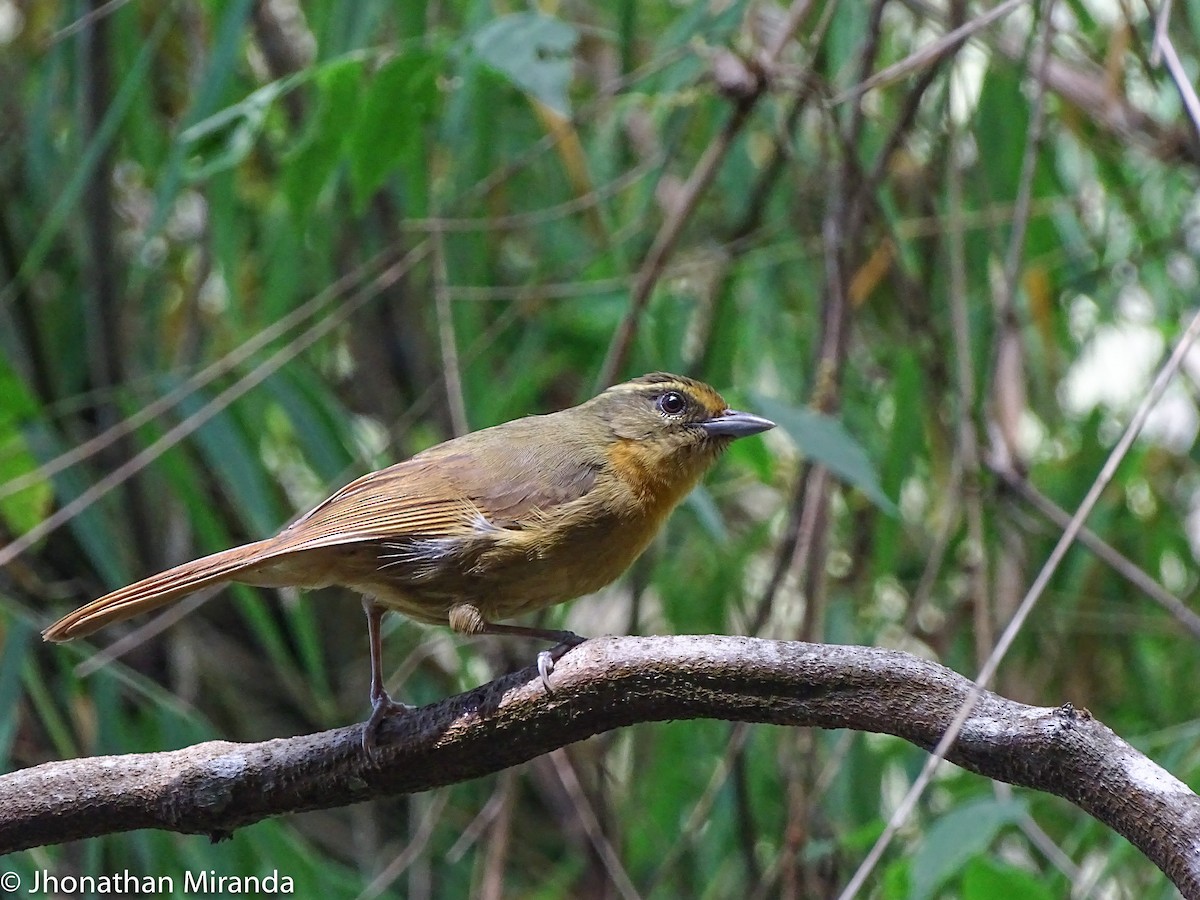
left=268, top=437, right=600, bottom=553
left=268, top=457, right=481, bottom=553
left=452, top=440, right=601, bottom=527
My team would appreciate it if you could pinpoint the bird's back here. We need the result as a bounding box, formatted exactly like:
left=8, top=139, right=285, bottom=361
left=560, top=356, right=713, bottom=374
left=238, top=408, right=626, bottom=623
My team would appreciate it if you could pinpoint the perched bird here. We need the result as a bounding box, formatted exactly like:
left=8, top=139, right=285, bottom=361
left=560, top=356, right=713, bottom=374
left=43, top=373, right=774, bottom=752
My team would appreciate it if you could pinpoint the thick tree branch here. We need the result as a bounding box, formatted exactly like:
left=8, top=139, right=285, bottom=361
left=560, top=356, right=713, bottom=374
left=2, top=636, right=1198, bottom=894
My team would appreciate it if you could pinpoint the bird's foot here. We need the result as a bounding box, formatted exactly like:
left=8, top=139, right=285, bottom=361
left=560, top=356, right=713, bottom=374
left=362, top=692, right=414, bottom=758
left=536, top=632, right=587, bottom=693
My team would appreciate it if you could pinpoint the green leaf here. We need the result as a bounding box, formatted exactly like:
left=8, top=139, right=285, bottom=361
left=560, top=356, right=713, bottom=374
left=347, top=51, right=440, bottom=207
left=872, top=350, right=922, bottom=574
left=14, top=6, right=176, bottom=306
left=1190, top=0, right=1200, bottom=46
left=174, top=388, right=281, bottom=537
left=27, top=423, right=128, bottom=588
left=962, top=857, right=1056, bottom=900
left=283, top=57, right=365, bottom=219
left=909, top=797, right=1027, bottom=900
left=973, top=67, right=1028, bottom=206
left=0, top=616, right=32, bottom=768
left=827, top=1, right=871, bottom=87
left=180, top=79, right=287, bottom=181
left=262, top=371, right=355, bottom=481
left=882, top=859, right=910, bottom=900
left=684, top=484, right=729, bottom=544
left=471, top=13, right=578, bottom=115
left=0, top=366, right=51, bottom=535
left=752, top=396, right=897, bottom=515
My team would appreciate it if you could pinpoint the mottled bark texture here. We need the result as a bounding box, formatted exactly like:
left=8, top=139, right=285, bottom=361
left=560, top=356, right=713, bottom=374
left=2, top=637, right=1198, bottom=894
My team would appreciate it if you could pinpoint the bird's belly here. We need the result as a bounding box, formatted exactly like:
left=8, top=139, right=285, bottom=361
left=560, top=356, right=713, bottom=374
left=479, top=527, right=645, bottom=620
left=350, top=513, right=661, bottom=625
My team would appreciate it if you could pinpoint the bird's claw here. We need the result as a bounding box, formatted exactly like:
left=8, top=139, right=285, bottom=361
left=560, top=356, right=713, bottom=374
left=536, top=634, right=586, bottom=694
left=362, top=694, right=414, bottom=759
left=537, top=651, right=555, bottom=692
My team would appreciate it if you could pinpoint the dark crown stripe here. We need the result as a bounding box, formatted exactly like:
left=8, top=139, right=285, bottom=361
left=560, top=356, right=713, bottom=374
left=602, top=373, right=727, bottom=415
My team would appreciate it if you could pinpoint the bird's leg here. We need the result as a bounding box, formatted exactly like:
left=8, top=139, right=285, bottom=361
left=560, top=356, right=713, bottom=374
left=361, top=598, right=412, bottom=756
left=477, top=623, right=586, bottom=691
left=448, top=603, right=586, bottom=692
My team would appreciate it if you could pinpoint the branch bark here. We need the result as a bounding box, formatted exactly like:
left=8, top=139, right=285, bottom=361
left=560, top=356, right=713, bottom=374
left=3, top=636, right=1198, bottom=894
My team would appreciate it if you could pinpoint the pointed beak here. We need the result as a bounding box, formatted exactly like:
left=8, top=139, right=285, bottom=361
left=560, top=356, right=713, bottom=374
left=701, top=408, right=776, bottom=439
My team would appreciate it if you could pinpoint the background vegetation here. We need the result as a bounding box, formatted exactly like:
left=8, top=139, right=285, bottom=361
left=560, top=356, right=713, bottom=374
left=3, top=0, right=1200, bottom=896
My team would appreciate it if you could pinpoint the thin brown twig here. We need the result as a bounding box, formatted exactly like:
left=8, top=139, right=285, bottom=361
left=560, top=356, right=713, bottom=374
left=859, top=0, right=969, bottom=205
left=48, top=0, right=137, bottom=44
left=690, top=54, right=828, bottom=374
left=6, top=636, right=1200, bottom=893
left=596, top=98, right=759, bottom=389
left=845, top=0, right=889, bottom=154
left=828, top=0, right=1033, bottom=106
left=840, top=4, right=1062, bottom=892
left=358, top=789, right=451, bottom=900
left=992, top=781, right=1082, bottom=883
left=445, top=276, right=631, bottom=302
left=1150, top=0, right=1173, bottom=67
left=445, top=771, right=510, bottom=863
left=1, top=39, right=686, bottom=504
left=548, top=749, right=642, bottom=900
left=398, top=158, right=660, bottom=234
left=478, top=772, right=516, bottom=900
left=73, top=305, right=529, bottom=674
left=947, top=114, right=993, bottom=665
left=0, top=245, right=399, bottom=502
left=784, top=66, right=868, bottom=888
left=989, top=460, right=1200, bottom=641
left=840, top=269, right=1200, bottom=896
left=1149, top=0, right=1200, bottom=138
left=0, top=244, right=432, bottom=570
left=999, top=29, right=1053, bottom=323
left=596, top=0, right=819, bottom=389
left=432, top=229, right=468, bottom=437
left=645, top=723, right=753, bottom=891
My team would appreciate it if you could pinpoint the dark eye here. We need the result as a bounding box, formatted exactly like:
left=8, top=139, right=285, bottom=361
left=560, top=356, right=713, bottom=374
left=657, top=391, right=686, bottom=416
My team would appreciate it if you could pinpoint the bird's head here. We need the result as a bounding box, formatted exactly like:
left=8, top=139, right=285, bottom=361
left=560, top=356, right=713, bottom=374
left=582, top=373, right=775, bottom=501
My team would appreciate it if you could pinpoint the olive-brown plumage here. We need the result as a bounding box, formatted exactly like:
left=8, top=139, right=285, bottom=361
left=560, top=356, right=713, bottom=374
left=43, top=373, right=774, bottom=751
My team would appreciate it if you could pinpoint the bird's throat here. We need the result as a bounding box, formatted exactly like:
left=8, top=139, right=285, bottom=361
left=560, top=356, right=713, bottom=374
left=608, top=437, right=717, bottom=514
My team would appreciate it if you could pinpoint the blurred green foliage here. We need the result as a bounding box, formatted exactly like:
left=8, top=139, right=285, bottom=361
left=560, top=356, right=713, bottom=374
left=2, top=0, right=1200, bottom=896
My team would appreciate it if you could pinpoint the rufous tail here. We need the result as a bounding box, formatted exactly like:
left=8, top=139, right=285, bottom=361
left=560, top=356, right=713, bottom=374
left=42, top=540, right=278, bottom=642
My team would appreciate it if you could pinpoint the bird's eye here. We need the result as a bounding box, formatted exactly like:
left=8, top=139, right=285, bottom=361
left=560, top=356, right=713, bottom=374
left=657, top=391, right=687, bottom=416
